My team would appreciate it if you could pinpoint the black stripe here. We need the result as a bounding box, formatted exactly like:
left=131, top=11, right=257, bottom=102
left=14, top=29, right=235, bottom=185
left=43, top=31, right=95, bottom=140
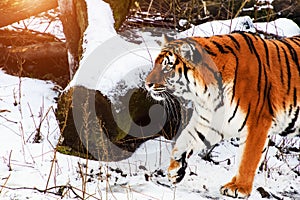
left=165, top=55, right=170, bottom=62
left=294, top=87, right=297, bottom=107
left=212, top=41, right=228, bottom=54
left=194, top=128, right=212, bottom=148
left=283, top=101, right=286, bottom=111
left=282, top=47, right=291, bottom=94
left=224, top=45, right=237, bottom=56
left=224, top=44, right=239, bottom=103
left=227, top=34, right=241, bottom=50
left=175, top=60, right=183, bottom=84
left=241, top=33, right=262, bottom=95
left=182, top=62, right=190, bottom=83
left=259, top=37, right=270, bottom=69
left=231, top=54, right=239, bottom=104
left=290, top=37, right=300, bottom=46
left=238, top=104, right=251, bottom=132
left=174, top=56, right=182, bottom=71
left=186, top=38, right=204, bottom=64
left=202, top=63, right=224, bottom=111
left=288, top=104, right=293, bottom=116
left=193, top=80, right=197, bottom=86
left=188, top=131, right=197, bottom=141
left=200, top=115, right=210, bottom=124
left=256, top=63, right=269, bottom=122
left=228, top=98, right=240, bottom=123
left=221, top=64, right=226, bottom=71
left=204, top=84, right=208, bottom=94
left=292, top=36, right=300, bottom=42
left=177, top=66, right=182, bottom=74
left=280, top=106, right=300, bottom=137
left=204, top=45, right=217, bottom=56
left=195, top=107, right=209, bottom=119
left=240, top=33, right=254, bottom=54
left=267, top=84, right=274, bottom=117
left=271, top=41, right=284, bottom=85
left=279, top=39, right=300, bottom=76
left=194, top=108, right=224, bottom=139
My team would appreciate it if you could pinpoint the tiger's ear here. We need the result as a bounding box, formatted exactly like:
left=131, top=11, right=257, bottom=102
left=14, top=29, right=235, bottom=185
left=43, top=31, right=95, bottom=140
left=180, top=43, right=202, bottom=64
left=162, top=34, right=174, bottom=46
left=163, top=34, right=172, bottom=43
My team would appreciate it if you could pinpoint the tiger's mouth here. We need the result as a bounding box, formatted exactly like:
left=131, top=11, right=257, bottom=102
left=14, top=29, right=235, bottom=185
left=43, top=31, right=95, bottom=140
left=145, top=83, right=167, bottom=101
left=149, top=88, right=167, bottom=101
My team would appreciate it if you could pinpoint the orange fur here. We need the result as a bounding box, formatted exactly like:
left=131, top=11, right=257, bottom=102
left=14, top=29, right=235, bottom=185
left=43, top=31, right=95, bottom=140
left=146, top=32, right=300, bottom=198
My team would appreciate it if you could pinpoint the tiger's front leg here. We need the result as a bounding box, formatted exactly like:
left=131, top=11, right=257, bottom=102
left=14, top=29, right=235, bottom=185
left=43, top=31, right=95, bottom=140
left=167, top=108, right=220, bottom=184
left=167, top=129, right=199, bottom=184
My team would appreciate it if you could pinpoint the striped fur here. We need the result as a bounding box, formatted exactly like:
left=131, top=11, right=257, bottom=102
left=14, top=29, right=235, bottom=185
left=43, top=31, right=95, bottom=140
left=145, top=32, right=300, bottom=198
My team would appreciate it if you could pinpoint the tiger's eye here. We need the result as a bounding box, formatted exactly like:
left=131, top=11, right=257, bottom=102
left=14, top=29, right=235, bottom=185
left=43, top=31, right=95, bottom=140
left=164, top=65, right=173, bottom=72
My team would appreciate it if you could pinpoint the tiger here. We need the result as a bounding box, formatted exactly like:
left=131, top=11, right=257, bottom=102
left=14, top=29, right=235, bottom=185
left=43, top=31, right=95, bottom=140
left=145, top=32, right=300, bottom=198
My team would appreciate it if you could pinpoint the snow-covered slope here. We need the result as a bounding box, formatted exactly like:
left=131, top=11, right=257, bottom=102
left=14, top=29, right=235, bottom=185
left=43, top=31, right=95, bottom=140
left=0, top=0, right=299, bottom=199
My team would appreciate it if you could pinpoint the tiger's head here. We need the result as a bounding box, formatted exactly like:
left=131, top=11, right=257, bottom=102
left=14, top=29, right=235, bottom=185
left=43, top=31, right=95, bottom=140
left=145, top=38, right=217, bottom=101
left=145, top=50, right=180, bottom=101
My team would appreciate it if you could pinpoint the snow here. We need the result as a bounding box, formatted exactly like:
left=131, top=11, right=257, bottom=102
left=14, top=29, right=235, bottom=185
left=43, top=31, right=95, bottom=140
left=180, top=16, right=256, bottom=37
left=254, top=18, right=300, bottom=37
left=5, top=9, right=64, bottom=40
left=0, top=0, right=299, bottom=199
left=81, top=0, right=117, bottom=59
left=68, top=0, right=117, bottom=91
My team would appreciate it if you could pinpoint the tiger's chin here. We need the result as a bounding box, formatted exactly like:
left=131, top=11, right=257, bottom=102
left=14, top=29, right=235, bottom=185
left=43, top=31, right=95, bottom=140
left=145, top=82, right=169, bottom=101
left=149, top=92, right=166, bottom=101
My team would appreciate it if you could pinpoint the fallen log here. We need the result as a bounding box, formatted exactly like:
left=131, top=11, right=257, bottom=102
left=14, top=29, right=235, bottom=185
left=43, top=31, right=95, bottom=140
left=0, top=0, right=58, bottom=28
left=56, top=86, right=185, bottom=161
left=5, top=42, right=66, bottom=60
left=0, top=29, right=69, bottom=87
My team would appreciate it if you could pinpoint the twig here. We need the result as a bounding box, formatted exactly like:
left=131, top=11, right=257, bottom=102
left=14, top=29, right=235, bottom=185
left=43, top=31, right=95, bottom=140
left=120, top=185, right=161, bottom=200
left=0, top=115, right=18, bottom=124
left=0, top=174, right=11, bottom=194
left=77, top=162, right=86, bottom=198
left=45, top=149, right=57, bottom=192
left=0, top=184, right=100, bottom=199
left=234, top=0, right=250, bottom=18
left=8, top=150, right=12, bottom=171
left=146, top=0, right=154, bottom=18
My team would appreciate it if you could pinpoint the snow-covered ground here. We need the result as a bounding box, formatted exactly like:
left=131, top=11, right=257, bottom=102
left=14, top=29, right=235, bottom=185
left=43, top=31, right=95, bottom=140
left=0, top=73, right=298, bottom=199
left=0, top=0, right=299, bottom=199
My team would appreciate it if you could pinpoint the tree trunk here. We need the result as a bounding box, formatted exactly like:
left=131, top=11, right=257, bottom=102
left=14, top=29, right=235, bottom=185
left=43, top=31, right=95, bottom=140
left=103, top=0, right=134, bottom=30
left=0, top=0, right=58, bottom=28
left=58, top=0, right=88, bottom=78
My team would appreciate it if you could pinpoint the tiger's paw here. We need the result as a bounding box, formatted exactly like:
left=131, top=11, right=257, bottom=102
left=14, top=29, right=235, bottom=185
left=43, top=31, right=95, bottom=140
left=220, top=179, right=251, bottom=198
left=167, top=150, right=192, bottom=184
left=167, top=158, right=187, bottom=184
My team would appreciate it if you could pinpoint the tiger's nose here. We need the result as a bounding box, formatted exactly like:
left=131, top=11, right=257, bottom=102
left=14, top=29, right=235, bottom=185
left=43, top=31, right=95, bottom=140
left=145, top=82, right=154, bottom=90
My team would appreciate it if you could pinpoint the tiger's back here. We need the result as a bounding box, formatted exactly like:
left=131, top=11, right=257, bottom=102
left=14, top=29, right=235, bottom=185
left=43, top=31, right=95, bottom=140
left=191, top=33, right=300, bottom=138
left=145, top=32, right=300, bottom=198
